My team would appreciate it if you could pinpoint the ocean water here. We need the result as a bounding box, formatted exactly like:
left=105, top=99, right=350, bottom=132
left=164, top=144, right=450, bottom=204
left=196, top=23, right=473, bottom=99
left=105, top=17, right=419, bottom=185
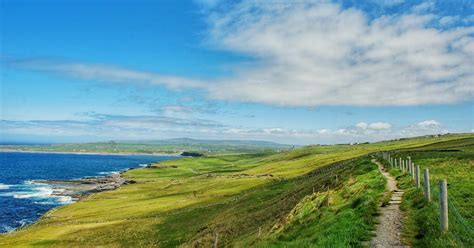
left=0, top=152, right=177, bottom=233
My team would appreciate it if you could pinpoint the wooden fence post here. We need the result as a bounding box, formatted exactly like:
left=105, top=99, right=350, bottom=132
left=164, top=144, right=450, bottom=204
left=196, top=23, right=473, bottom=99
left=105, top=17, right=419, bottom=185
left=439, top=179, right=448, bottom=233
left=424, top=169, right=431, bottom=202
left=411, top=163, right=415, bottom=180
left=415, top=165, right=420, bottom=188
left=399, top=157, right=402, bottom=169
left=214, top=232, right=219, bottom=248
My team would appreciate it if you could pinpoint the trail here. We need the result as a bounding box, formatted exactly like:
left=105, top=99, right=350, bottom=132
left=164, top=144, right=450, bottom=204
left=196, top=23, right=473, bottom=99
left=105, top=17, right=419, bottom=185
left=370, top=159, right=408, bottom=248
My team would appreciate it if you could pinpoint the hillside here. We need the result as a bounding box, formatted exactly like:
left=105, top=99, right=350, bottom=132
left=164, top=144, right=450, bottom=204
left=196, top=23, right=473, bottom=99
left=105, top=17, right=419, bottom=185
left=0, top=138, right=293, bottom=155
left=380, top=137, right=474, bottom=247
left=0, top=134, right=472, bottom=247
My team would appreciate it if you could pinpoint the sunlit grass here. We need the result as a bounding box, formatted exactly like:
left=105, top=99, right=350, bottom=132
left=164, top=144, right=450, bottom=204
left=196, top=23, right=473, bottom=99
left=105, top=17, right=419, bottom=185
left=383, top=137, right=474, bottom=247
left=0, top=134, right=472, bottom=247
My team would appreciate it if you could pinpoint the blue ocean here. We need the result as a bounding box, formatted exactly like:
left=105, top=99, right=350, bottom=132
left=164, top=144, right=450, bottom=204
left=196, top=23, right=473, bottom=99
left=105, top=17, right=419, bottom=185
left=0, top=152, right=177, bottom=233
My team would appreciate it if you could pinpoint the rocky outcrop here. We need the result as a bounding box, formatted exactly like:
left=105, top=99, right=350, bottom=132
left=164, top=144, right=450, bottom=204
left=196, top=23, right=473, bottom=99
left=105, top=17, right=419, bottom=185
left=180, top=151, right=203, bottom=157
left=33, top=171, right=134, bottom=201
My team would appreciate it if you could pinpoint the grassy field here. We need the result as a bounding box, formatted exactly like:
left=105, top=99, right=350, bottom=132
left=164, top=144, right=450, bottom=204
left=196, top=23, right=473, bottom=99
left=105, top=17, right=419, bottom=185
left=381, top=137, right=474, bottom=247
left=253, top=158, right=386, bottom=247
left=0, top=134, right=472, bottom=247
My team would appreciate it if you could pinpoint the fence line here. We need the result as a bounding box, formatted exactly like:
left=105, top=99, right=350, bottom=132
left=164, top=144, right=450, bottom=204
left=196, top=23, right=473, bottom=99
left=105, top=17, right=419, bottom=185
left=376, top=151, right=473, bottom=236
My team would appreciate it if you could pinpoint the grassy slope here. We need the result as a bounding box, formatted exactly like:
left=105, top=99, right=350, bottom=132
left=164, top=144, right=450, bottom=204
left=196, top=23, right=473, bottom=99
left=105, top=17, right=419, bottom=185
left=0, top=134, right=472, bottom=247
left=254, top=158, right=386, bottom=247
left=381, top=137, right=474, bottom=247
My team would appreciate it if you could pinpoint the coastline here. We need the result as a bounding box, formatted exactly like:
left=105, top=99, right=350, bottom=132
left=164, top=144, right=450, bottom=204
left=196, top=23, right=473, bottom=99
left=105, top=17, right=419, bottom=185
left=33, top=168, right=137, bottom=202
left=0, top=169, right=136, bottom=235
left=0, top=149, right=182, bottom=157
left=0, top=154, right=178, bottom=235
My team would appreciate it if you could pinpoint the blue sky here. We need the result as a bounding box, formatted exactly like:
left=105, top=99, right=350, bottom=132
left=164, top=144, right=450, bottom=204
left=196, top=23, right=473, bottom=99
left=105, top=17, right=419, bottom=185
left=0, top=0, right=473, bottom=145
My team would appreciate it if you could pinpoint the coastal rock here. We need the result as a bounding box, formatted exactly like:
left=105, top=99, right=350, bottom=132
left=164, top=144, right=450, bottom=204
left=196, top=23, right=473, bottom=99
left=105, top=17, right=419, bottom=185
left=180, top=151, right=203, bottom=157
left=33, top=172, right=131, bottom=200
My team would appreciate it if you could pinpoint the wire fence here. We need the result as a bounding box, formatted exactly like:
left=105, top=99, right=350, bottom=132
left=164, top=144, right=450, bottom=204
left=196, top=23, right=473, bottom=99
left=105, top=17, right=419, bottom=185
left=376, top=152, right=473, bottom=245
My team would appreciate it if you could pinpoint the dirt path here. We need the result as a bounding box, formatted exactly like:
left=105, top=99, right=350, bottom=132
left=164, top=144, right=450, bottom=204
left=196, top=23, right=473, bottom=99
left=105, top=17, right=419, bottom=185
left=370, top=159, right=408, bottom=248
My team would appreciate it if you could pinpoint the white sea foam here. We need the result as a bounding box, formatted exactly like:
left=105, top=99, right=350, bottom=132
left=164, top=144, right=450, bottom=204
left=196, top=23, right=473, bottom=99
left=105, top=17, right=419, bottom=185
left=1, top=181, right=73, bottom=205
left=33, top=195, right=73, bottom=205
left=13, top=186, right=53, bottom=199
left=0, top=224, right=16, bottom=233
left=56, top=195, right=74, bottom=204
left=98, top=171, right=120, bottom=175
left=0, top=183, right=11, bottom=190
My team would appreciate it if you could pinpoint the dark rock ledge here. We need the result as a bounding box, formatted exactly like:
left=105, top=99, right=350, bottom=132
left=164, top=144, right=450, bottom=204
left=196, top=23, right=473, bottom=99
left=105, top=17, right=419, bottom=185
left=33, top=171, right=136, bottom=202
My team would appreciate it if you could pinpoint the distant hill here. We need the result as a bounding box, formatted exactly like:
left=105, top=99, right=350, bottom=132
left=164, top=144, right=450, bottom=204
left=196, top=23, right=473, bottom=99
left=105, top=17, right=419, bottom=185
left=116, top=138, right=292, bottom=147
left=0, top=138, right=293, bottom=155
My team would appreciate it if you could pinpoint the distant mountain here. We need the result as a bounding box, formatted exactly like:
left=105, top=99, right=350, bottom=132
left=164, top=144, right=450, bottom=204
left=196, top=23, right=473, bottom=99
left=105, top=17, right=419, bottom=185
left=114, top=138, right=294, bottom=148
left=0, top=138, right=294, bottom=155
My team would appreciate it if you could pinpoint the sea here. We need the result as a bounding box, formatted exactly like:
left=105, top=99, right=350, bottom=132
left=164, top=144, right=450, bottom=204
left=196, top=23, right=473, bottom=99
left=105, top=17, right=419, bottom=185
left=0, top=152, right=177, bottom=233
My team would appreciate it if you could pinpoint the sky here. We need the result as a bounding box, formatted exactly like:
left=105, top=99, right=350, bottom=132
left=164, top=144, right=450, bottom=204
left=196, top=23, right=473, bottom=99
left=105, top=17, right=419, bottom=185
left=0, top=0, right=473, bottom=145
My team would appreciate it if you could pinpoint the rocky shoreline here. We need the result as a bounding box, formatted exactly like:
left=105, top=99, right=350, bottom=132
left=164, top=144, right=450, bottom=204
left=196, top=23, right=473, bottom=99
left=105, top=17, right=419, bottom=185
left=32, top=169, right=137, bottom=202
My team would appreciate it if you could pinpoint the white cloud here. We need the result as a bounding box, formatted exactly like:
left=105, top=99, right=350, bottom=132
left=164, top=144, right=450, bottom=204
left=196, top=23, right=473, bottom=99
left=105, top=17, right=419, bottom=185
left=215, top=119, right=443, bottom=144
left=356, top=122, right=369, bottom=129
left=439, top=16, right=459, bottom=26
left=204, top=1, right=474, bottom=106
left=317, top=129, right=329, bottom=134
left=160, top=105, right=193, bottom=118
left=416, top=119, right=441, bottom=129
left=368, top=122, right=392, bottom=130
left=411, top=1, right=435, bottom=13
left=0, top=116, right=457, bottom=144
left=398, top=119, right=447, bottom=137
left=356, top=122, right=391, bottom=130
left=8, top=60, right=204, bottom=89
left=0, top=114, right=224, bottom=141
left=5, top=2, right=474, bottom=107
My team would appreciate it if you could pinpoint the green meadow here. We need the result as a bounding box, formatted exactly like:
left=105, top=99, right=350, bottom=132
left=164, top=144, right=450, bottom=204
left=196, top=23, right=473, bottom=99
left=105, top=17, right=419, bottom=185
left=0, top=134, right=472, bottom=247
left=382, top=137, right=474, bottom=247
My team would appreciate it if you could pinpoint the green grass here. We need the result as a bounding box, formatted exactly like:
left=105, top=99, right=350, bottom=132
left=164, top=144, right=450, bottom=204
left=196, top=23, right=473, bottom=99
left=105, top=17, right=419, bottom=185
left=381, top=137, right=474, bottom=247
left=0, top=134, right=472, bottom=247
left=254, top=158, right=385, bottom=247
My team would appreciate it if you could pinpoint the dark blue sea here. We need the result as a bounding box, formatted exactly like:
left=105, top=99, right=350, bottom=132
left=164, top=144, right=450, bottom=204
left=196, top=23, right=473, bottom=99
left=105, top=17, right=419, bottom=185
left=0, top=152, right=177, bottom=233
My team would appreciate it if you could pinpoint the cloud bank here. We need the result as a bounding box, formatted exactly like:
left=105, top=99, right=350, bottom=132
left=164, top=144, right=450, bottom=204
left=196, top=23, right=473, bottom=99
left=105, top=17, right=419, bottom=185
left=0, top=114, right=453, bottom=144
left=204, top=1, right=474, bottom=106
left=4, top=1, right=474, bottom=107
